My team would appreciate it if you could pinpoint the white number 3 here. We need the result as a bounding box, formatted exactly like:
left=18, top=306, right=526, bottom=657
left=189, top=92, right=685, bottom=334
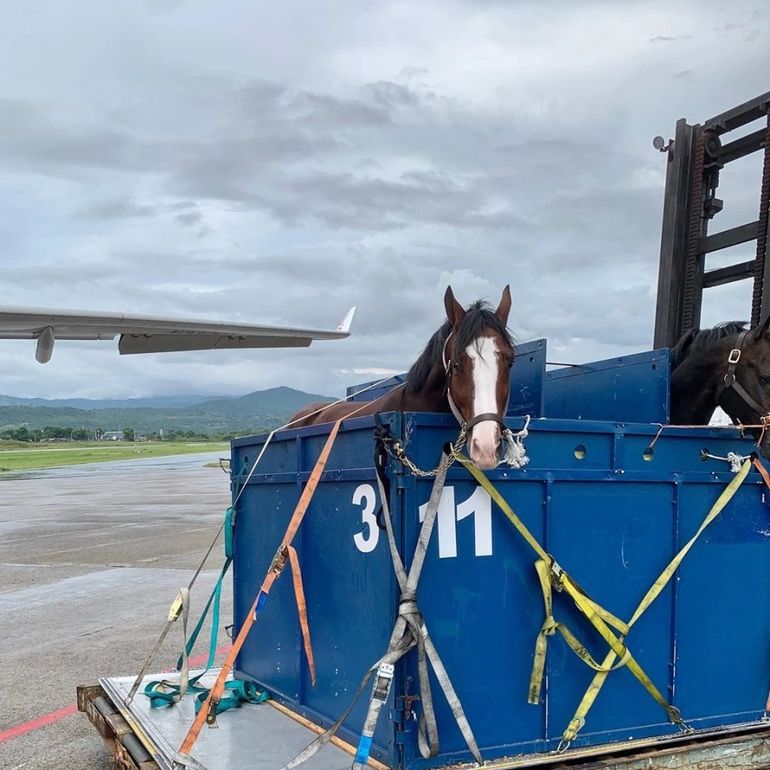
left=352, top=484, right=379, bottom=553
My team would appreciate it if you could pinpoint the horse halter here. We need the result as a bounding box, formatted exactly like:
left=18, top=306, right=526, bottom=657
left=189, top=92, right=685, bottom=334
left=716, top=330, right=770, bottom=425
left=441, top=331, right=508, bottom=432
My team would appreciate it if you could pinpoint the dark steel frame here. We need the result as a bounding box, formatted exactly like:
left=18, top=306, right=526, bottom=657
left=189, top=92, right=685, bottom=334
left=654, top=91, right=770, bottom=349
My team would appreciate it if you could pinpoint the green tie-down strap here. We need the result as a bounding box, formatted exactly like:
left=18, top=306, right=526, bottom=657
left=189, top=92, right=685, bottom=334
left=175, top=556, right=232, bottom=674
left=144, top=673, right=210, bottom=709
left=145, top=677, right=269, bottom=713
left=145, top=508, right=236, bottom=711
left=224, top=504, right=234, bottom=560
left=194, top=679, right=269, bottom=715
left=175, top=506, right=235, bottom=673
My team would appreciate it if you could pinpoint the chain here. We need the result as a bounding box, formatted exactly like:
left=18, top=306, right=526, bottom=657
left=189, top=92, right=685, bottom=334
left=681, top=129, right=706, bottom=331
left=751, top=110, right=770, bottom=327
left=383, top=424, right=468, bottom=477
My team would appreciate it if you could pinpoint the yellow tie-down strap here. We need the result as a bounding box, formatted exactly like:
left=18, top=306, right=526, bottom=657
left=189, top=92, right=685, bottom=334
left=563, top=456, right=752, bottom=743
left=457, top=455, right=753, bottom=745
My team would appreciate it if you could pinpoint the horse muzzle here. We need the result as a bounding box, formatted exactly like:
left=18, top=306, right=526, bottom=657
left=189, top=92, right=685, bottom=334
left=466, top=413, right=506, bottom=470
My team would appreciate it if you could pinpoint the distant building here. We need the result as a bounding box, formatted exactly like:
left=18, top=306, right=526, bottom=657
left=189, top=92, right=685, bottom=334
left=102, top=430, right=124, bottom=441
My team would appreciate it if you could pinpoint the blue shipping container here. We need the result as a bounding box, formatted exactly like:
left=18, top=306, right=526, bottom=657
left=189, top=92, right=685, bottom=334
left=230, top=350, right=770, bottom=769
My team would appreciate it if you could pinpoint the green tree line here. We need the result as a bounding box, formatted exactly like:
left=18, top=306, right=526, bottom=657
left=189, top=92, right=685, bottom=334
left=0, top=426, right=230, bottom=443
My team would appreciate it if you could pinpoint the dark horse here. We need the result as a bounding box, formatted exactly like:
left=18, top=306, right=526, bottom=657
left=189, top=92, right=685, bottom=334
left=291, top=286, right=515, bottom=469
left=670, top=315, right=770, bottom=452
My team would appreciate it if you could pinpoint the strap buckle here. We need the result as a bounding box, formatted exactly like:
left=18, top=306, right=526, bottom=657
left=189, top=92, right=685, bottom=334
left=168, top=592, right=185, bottom=622
left=372, top=663, right=395, bottom=702
left=269, top=545, right=289, bottom=575
left=205, top=696, right=219, bottom=726
left=728, top=348, right=741, bottom=364
left=549, top=558, right=565, bottom=592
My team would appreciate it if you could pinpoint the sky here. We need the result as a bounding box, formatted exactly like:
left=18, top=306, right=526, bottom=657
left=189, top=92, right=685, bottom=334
left=1, top=0, right=769, bottom=399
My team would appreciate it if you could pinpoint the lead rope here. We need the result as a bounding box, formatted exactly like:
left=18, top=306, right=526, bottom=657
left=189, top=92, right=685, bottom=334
left=501, top=416, right=530, bottom=469
left=281, top=446, right=482, bottom=770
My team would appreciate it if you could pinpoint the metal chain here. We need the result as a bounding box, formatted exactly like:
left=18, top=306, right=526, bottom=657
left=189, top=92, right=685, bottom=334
left=383, top=424, right=468, bottom=477
left=681, top=129, right=706, bottom=331
left=751, top=111, right=770, bottom=327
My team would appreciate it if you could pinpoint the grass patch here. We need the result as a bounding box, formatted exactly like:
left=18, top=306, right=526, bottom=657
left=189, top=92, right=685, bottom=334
left=0, top=441, right=229, bottom=472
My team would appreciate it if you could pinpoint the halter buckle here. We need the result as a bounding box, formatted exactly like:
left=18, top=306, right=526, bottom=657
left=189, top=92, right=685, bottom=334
left=728, top=348, right=741, bottom=364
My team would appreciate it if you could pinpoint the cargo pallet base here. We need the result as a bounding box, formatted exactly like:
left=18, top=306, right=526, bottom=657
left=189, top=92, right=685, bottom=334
left=77, top=671, right=770, bottom=770
left=77, top=670, right=361, bottom=770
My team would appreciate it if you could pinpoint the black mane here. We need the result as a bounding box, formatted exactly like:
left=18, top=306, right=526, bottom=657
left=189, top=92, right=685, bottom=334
left=405, top=301, right=514, bottom=394
left=671, top=321, right=747, bottom=370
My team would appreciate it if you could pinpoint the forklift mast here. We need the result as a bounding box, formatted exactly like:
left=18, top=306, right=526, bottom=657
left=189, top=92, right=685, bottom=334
left=654, top=91, right=770, bottom=349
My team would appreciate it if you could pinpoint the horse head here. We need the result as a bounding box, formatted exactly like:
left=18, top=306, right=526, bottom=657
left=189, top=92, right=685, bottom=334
left=672, top=315, right=770, bottom=458
left=715, top=315, right=770, bottom=455
left=443, top=285, right=514, bottom=469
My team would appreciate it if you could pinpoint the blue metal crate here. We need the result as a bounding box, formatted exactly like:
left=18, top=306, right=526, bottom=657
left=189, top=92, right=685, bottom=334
left=344, top=339, right=547, bottom=416
left=230, top=409, right=770, bottom=769
left=343, top=342, right=670, bottom=424
left=544, top=348, right=670, bottom=424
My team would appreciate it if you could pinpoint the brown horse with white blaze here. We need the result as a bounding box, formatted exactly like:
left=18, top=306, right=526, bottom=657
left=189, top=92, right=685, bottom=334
left=291, top=286, right=515, bottom=469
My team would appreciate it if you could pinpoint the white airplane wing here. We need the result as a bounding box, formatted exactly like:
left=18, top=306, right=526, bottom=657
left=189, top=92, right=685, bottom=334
left=0, top=306, right=355, bottom=363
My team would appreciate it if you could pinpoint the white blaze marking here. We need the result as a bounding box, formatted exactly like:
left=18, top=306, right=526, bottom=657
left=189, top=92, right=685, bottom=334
left=467, top=337, right=500, bottom=463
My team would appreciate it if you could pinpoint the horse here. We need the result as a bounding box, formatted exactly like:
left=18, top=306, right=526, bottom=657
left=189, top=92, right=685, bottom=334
left=291, top=285, right=515, bottom=469
left=670, top=315, right=770, bottom=454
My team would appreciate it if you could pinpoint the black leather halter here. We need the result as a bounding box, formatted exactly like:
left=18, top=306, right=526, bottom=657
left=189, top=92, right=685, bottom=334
left=464, top=412, right=508, bottom=431
left=715, top=330, right=770, bottom=424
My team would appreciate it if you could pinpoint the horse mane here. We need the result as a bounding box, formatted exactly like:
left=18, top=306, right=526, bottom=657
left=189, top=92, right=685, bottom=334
left=405, top=301, right=514, bottom=394
left=670, top=321, right=748, bottom=370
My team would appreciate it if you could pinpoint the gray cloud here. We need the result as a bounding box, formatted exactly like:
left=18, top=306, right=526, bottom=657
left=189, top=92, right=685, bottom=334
left=1, top=0, right=769, bottom=399
left=79, top=198, right=159, bottom=220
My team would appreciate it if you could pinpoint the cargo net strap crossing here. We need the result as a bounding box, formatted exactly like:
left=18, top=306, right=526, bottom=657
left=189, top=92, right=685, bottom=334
left=283, top=446, right=483, bottom=770
left=459, top=454, right=754, bottom=749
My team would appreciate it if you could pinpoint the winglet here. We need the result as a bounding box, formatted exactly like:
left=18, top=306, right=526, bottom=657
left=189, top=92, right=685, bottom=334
left=336, top=307, right=356, bottom=334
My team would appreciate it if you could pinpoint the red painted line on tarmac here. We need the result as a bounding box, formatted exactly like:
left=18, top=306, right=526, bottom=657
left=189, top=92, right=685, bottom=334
left=180, top=644, right=232, bottom=670
left=0, top=704, right=79, bottom=744
left=0, top=645, right=232, bottom=745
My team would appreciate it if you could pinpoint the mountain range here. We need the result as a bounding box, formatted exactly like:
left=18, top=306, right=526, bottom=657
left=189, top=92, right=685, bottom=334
left=0, top=386, right=333, bottom=437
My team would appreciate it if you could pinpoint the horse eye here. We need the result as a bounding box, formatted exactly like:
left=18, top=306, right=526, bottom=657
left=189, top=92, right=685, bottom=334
left=452, top=361, right=462, bottom=373
left=761, top=374, right=770, bottom=386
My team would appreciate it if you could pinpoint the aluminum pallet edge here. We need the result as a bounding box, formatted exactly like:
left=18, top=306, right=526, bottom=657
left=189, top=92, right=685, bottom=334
left=76, top=677, right=770, bottom=770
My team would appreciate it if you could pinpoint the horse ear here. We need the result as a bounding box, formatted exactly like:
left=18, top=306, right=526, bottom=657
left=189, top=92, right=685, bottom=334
left=495, top=285, right=512, bottom=326
left=444, top=286, right=466, bottom=327
left=751, top=314, right=770, bottom=340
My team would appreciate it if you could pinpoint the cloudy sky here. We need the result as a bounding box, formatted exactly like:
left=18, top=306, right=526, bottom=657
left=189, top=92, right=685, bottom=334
left=2, top=0, right=769, bottom=399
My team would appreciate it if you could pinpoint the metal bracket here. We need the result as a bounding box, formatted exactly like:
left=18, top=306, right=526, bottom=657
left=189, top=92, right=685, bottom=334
left=728, top=348, right=741, bottom=364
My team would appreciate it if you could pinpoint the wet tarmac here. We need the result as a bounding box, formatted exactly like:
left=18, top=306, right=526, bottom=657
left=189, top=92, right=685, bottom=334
left=0, top=452, right=234, bottom=769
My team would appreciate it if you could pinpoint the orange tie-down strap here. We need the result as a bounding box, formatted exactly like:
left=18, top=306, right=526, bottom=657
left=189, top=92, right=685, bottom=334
left=179, top=417, right=342, bottom=757
left=287, top=543, right=316, bottom=685
left=753, top=457, right=770, bottom=490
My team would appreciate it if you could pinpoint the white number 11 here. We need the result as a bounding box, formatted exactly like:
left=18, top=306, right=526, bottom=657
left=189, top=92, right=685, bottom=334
left=351, top=484, right=493, bottom=558
left=419, top=486, right=492, bottom=558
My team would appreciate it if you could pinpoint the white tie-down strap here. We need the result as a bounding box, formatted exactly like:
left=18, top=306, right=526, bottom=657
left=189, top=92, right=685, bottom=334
left=501, top=416, right=531, bottom=469
left=281, top=455, right=482, bottom=770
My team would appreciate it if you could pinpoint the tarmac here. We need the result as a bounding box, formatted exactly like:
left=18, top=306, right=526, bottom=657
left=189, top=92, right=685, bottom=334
left=0, top=453, right=234, bottom=769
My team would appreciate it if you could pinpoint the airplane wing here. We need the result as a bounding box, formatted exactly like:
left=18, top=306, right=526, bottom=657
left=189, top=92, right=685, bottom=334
left=0, top=306, right=355, bottom=363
